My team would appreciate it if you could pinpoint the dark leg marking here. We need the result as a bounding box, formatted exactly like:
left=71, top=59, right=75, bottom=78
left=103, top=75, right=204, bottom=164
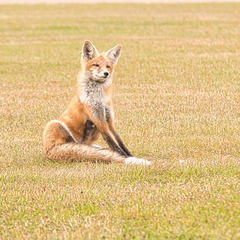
left=58, top=125, right=75, bottom=143
left=82, top=120, right=96, bottom=143
left=89, top=125, right=98, bottom=141
left=102, top=133, right=128, bottom=157
left=112, top=131, right=133, bottom=157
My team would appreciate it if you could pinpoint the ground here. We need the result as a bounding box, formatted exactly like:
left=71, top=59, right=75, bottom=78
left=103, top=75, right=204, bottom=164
left=0, top=3, right=240, bottom=239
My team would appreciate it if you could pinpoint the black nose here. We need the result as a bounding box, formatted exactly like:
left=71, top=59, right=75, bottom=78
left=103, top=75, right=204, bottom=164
left=104, top=72, right=109, bottom=77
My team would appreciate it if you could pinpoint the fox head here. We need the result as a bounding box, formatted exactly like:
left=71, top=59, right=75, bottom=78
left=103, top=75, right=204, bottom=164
left=81, top=40, right=122, bottom=82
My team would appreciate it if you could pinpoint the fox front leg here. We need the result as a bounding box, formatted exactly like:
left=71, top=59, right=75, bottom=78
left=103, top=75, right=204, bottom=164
left=85, top=105, right=128, bottom=157
left=103, top=107, right=133, bottom=157
left=109, top=126, right=133, bottom=157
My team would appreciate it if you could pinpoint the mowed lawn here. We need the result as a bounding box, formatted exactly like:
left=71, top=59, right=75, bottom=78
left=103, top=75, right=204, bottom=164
left=0, top=3, right=240, bottom=239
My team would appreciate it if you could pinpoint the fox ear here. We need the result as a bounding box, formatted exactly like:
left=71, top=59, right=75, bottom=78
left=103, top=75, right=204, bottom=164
left=82, top=40, right=99, bottom=61
left=105, top=45, right=122, bottom=65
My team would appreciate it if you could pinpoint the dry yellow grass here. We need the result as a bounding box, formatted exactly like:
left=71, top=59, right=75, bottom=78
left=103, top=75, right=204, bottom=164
left=0, top=3, right=240, bottom=239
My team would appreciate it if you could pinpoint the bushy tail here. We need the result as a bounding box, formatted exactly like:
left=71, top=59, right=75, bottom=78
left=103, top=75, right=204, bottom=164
left=43, top=120, right=150, bottom=165
left=46, top=143, right=127, bottom=164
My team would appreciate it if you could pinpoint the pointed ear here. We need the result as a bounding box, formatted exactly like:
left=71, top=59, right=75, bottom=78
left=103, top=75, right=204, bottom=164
left=105, top=45, right=122, bottom=65
left=82, top=40, right=99, bottom=61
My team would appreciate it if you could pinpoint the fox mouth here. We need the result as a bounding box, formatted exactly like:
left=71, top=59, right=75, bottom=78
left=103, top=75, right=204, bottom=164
left=94, top=75, right=109, bottom=82
left=95, top=78, right=107, bottom=83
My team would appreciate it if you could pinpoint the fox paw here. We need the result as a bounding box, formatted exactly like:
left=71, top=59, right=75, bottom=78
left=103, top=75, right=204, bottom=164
left=125, top=157, right=151, bottom=166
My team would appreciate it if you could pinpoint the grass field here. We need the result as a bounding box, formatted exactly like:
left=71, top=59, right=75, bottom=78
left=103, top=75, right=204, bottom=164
left=0, top=3, right=240, bottom=239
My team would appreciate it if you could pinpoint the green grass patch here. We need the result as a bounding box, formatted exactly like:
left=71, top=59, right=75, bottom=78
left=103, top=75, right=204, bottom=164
left=0, top=3, right=240, bottom=239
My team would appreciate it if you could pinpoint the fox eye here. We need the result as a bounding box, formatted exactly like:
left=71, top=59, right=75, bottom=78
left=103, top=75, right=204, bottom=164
left=93, top=64, right=99, bottom=67
left=106, top=65, right=110, bottom=68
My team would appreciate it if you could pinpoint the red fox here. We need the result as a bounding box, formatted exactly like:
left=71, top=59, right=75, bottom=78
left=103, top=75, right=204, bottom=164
left=43, top=40, right=150, bottom=165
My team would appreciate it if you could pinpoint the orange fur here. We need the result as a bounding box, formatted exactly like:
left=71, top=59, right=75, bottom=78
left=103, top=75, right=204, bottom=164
left=43, top=41, right=150, bottom=165
left=43, top=41, right=132, bottom=163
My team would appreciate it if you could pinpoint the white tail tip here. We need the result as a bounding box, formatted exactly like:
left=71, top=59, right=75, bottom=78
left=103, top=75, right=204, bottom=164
left=125, top=157, right=151, bottom=166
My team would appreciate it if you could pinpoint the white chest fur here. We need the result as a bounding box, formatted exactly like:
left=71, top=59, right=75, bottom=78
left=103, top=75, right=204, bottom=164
left=79, top=76, right=113, bottom=122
